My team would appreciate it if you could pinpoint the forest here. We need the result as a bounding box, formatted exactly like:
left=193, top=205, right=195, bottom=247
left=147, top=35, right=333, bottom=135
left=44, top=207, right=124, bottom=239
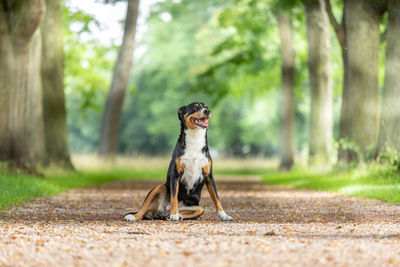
left=1, top=0, right=400, bottom=202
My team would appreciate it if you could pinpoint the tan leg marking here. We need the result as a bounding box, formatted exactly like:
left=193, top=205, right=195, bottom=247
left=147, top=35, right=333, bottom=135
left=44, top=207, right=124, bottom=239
left=135, top=185, right=165, bottom=220
left=170, top=181, right=180, bottom=215
left=206, top=181, right=223, bottom=211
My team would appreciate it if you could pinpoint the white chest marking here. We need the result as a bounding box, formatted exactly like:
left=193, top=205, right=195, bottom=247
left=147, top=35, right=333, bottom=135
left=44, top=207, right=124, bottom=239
left=180, top=128, right=208, bottom=192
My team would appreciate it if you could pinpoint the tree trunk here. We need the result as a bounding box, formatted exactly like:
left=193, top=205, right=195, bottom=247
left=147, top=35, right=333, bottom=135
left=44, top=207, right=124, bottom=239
left=277, top=14, right=295, bottom=170
left=324, top=0, right=351, bottom=161
left=338, top=0, right=381, bottom=162
left=98, top=0, right=140, bottom=157
left=325, top=0, right=384, bottom=163
left=41, top=0, right=73, bottom=168
left=305, top=0, right=333, bottom=164
left=376, top=0, right=400, bottom=153
left=0, top=0, right=46, bottom=168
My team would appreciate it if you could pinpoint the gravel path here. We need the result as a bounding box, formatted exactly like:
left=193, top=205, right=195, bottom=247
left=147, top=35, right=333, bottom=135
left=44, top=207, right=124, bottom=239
left=1, top=178, right=400, bottom=267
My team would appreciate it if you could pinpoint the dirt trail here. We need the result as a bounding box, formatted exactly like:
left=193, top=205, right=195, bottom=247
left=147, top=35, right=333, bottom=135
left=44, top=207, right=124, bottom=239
left=1, top=179, right=400, bottom=266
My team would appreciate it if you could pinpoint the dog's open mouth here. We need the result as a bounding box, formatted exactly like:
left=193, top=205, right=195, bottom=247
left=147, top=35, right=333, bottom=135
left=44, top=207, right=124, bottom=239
left=190, top=117, right=209, bottom=128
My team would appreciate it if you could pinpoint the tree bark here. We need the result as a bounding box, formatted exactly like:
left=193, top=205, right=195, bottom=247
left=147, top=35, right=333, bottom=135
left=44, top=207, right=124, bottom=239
left=376, top=0, right=400, bottom=153
left=305, top=0, right=333, bottom=164
left=339, top=0, right=381, bottom=162
left=98, top=0, right=140, bottom=157
left=325, top=0, right=382, bottom=162
left=277, top=14, right=295, bottom=170
left=0, top=0, right=46, bottom=168
left=41, top=0, right=73, bottom=168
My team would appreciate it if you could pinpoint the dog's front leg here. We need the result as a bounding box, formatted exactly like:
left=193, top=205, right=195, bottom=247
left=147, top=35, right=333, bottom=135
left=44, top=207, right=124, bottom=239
left=169, top=159, right=184, bottom=221
left=203, top=164, right=233, bottom=221
left=169, top=177, right=182, bottom=221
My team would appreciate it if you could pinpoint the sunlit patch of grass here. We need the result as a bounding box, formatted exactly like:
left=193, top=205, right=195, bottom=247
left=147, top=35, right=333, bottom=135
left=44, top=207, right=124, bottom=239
left=0, top=168, right=164, bottom=210
left=0, top=173, right=62, bottom=210
left=339, top=184, right=400, bottom=203
left=262, top=165, right=400, bottom=204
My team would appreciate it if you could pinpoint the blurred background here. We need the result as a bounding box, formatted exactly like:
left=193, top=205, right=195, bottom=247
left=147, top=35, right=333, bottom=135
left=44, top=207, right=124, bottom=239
left=1, top=0, right=399, bottom=173
left=1, top=0, right=400, bottom=208
left=66, top=0, right=292, bottom=159
left=65, top=0, right=333, bottom=160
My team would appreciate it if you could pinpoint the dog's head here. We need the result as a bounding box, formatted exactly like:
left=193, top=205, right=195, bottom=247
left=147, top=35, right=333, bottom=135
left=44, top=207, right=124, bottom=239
left=178, top=102, right=211, bottom=130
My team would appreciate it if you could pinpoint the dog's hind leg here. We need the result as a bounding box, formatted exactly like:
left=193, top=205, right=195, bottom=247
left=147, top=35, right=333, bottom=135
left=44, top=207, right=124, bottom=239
left=179, top=206, right=204, bottom=220
left=124, top=185, right=167, bottom=221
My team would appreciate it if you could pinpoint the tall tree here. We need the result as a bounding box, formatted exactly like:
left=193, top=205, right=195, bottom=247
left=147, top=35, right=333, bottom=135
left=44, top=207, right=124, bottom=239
left=0, top=0, right=46, bottom=168
left=306, top=0, right=332, bottom=164
left=41, top=0, right=73, bottom=168
left=278, top=13, right=296, bottom=170
left=376, top=0, right=400, bottom=153
left=325, top=0, right=384, bottom=162
left=98, top=0, right=140, bottom=157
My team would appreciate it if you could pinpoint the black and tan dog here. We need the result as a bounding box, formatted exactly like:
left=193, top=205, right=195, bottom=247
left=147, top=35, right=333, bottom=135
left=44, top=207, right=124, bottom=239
left=124, top=102, right=233, bottom=222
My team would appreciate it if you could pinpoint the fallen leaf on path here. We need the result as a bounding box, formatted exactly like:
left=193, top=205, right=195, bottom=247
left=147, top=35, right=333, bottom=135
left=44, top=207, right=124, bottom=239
left=264, top=231, right=276, bottom=236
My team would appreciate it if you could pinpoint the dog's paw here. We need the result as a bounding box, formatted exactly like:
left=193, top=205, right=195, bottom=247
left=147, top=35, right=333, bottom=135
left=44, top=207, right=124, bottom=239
left=124, top=214, right=137, bottom=222
left=169, top=213, right=183, bottom=221
left=218, top=211, right=233, bottom=221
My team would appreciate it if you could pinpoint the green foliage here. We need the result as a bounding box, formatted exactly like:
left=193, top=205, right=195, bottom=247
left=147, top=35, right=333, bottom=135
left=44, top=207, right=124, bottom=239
left=379, top=146, right=400, bottom=171
left=60, top=0, right=361, bottom=158
left=195, top=0, right=281, bottom=100
left=115, top=0, right=286, bottom=156
left=63, top=1, right=117, bottom=152
left=62, top=0, right=337, bottom=156
left=337, top=139, right=376, bottom=165
left=262, top=165, right=400, bottom=204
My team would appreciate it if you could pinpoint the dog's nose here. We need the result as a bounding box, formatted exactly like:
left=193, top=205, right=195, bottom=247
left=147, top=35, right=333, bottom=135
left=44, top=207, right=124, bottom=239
left=203, top=109, right=210, bottom=116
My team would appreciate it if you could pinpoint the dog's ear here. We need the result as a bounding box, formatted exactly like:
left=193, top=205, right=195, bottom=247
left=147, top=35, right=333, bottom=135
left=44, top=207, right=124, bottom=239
left=177, top=106, right=186, bottom=120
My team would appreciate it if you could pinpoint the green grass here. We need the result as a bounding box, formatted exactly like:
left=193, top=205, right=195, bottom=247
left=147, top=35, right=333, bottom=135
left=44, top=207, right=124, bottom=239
left=215, top=168, right=270, bottom=176
left=262, top=165, right=400, bottom=204
left=0, top=168, right=164, bottom=210
left=3, top=159, right=399, bottom=211
left=0, top=160, right=269, bottom=211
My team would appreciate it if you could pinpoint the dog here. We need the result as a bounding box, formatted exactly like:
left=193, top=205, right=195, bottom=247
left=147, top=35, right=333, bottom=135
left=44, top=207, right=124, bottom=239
left=124, top=102, right=233, bottom=221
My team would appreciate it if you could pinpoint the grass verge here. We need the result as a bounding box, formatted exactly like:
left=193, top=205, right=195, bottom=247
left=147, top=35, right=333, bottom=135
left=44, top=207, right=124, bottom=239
left=262, top=165, right=400, bottom=204
left=0, top=168, right=164, bottom=210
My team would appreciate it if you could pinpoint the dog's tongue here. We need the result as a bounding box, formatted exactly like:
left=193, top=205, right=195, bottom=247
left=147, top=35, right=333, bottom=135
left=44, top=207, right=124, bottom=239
left=200, top=118, right=209, bottom=127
